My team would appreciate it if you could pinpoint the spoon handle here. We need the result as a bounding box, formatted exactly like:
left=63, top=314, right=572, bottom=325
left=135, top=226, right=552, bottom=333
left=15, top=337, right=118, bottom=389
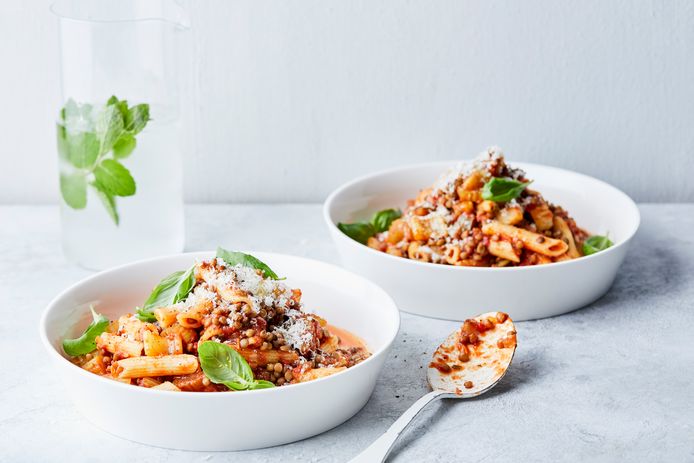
left=349, top=390, right=449, bottom=463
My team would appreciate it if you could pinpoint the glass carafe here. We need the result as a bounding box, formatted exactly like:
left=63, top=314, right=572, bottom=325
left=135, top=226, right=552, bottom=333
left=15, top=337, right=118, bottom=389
left=52, top=0, right=190, bottom=269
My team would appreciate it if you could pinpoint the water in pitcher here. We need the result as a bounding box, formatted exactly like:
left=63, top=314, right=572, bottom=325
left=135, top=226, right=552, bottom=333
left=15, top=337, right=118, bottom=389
left=60, top=105, right=184, bottom=269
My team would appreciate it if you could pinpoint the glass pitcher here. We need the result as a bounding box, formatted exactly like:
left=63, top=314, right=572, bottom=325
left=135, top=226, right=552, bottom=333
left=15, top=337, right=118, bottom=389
left=51, top=0, right=190, bottom=269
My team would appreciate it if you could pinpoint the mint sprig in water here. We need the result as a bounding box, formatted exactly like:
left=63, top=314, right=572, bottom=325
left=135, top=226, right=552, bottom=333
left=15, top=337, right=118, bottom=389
left=57, top=96, right=151, bottom=225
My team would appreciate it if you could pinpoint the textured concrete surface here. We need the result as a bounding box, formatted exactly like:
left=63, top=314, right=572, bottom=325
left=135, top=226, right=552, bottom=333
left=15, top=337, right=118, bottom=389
left=0, top=204, right=692, bottom=462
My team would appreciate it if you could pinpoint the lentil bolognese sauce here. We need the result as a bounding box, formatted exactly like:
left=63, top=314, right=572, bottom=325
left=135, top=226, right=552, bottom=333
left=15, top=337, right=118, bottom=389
left=429, top=311, right=516, bottom=392
left=63, top=250, right=370, bottom=392
left=339, top=147, right=614, bottom=266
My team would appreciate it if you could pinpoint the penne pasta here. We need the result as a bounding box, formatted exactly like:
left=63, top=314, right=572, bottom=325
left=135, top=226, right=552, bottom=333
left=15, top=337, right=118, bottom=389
left=96, top=332, right=143, bottom=358
left=298, top=367, right=346, bottom=382
left=235, top=348, right=300, bottom=369
left=487, top=239, right=520, bottom=262
left=143, top=331, right=169, bottom=357
left=528, top=202, right=554, bottom=231
left=154, top=307, right=178, bottom=328
left=496, top=205, right=524, bottom=225
left=112, top=354, right=199, bottom=379
left=553, top=216, right=581, bottom=258
left=151, top=381, right=181, bottom=391
left=482, top=221, right=569, bottom=257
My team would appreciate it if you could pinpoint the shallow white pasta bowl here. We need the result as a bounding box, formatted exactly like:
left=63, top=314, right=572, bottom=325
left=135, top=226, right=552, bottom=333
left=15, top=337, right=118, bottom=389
left=40, top=252, right=400, bottom=451
left=323, top=161, right=640, bottom=321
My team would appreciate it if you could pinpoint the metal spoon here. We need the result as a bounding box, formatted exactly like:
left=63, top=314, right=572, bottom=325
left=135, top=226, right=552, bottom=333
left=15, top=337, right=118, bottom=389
left=349, top=311, right=517, bottom=463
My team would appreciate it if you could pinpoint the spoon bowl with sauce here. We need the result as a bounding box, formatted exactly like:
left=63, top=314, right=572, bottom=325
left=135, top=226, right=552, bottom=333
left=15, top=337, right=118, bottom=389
left=350, top=311, right=517, bottom=463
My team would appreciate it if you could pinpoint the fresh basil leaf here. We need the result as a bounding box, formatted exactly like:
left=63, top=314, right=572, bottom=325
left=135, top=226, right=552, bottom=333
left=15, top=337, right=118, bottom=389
left=481, top=177, right=532, bottom=203
left=95, top=104, right=125, bottom=154
left=66, top=131, right=100, bottom=169
left=62, top=306, right=110, bottom=356
left=174, top=266, right=197, bottom=303
left=135, top=306, right=157, bottom=323
left=216, top=247, right=283, bottom=280
left=93, top=159, right=136, bottom=197
left=337, top=222, right=375, bottom=245
left=125, top=104, right=150, bottom=135
left=583, top=235, right=613, bottom=256
left=137, top=266, right=196, bottom=321
left=371, top=208, right=402, bottom=233
left=112, top=133, right=136, bottom=159
left=60, top=173, right=87, bottom=210
left=249, top=380, right=277, bottom=390
left=91, top=181, right=119, bottom=225
left=198, top=341, right=275, bottom=391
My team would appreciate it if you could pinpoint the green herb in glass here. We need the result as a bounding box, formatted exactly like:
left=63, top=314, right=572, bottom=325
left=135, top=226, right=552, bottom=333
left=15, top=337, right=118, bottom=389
left=198, top=341, right=276, bottom=391
left=57, top=96, right=151, bottom=225
left=481, top=178, right=532, bottom=203
left=582, top=235, right=613, bottom=256
left=62, top=306, right=110, bottom=356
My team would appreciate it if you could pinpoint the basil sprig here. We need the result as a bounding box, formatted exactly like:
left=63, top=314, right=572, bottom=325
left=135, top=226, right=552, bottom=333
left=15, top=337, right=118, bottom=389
left=582, top=235, right=613, bottom=256
left=338, top=208, right=402, bottom=244
left=62, top=306, right=110, bottom=356
left=136, top=266, right=196, bottom=322
left=481, top=178, right=532, bottom=203
left=198, top=341, right=276, bottom=391
left=57, top=96, right=151, bottom=225
left=216, top=247, right=283, bottom=280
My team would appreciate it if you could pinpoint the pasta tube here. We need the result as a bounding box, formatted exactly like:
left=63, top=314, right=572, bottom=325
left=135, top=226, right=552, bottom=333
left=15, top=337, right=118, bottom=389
left=112, top=354, right=199, bottom=379
left=482, top=221, right=568, bottom=257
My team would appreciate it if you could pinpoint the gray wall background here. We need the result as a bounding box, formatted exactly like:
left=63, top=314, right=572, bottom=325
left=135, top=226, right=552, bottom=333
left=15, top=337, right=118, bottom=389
left=1, top=0, right=692, bottom=204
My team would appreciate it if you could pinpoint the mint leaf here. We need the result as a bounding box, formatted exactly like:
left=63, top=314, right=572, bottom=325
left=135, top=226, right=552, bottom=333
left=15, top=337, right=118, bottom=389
left=95, top=105, right=124, bottom=155
left=56, top=124, right=69, bottom=161
left=66, top=131, right=99, bottom=169
left=113, top=133, right=136, bottom=159
left=125, top=104, right=150, bottom=134
left=107, top=96, right=130, bottom=124
left=57, top=96, right=151, bottom=227
left=215, top=248, right=283, bottom=280
left=62, top=306, right=110, bottom=356
left=91, top=182, right=119, bottom=225
left=60, top=173, right=87, bottom=209
left=93, top=159, right=136, bottom=197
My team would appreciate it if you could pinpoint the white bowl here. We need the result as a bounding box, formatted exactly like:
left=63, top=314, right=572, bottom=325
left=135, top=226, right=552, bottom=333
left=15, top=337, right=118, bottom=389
left=324, top=161, right=640, bottom=321
left=40, top=252, right=400, bottom=451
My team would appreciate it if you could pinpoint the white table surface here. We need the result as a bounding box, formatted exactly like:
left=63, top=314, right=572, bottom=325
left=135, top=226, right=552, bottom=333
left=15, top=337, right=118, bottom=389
left=1, top=204, right=692, bottom=462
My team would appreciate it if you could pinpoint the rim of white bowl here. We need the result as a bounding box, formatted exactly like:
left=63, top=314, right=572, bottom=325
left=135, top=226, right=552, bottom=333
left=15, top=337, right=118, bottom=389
left=40, top=251, right=401, bottom=396
left=323, top=160, right=640, bottom=273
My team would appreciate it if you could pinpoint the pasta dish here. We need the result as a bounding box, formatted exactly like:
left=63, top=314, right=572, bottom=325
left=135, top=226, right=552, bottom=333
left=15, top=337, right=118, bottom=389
left=338, top=147, right=613, bottom=267
left=63, top=249, right=370, bottom=391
